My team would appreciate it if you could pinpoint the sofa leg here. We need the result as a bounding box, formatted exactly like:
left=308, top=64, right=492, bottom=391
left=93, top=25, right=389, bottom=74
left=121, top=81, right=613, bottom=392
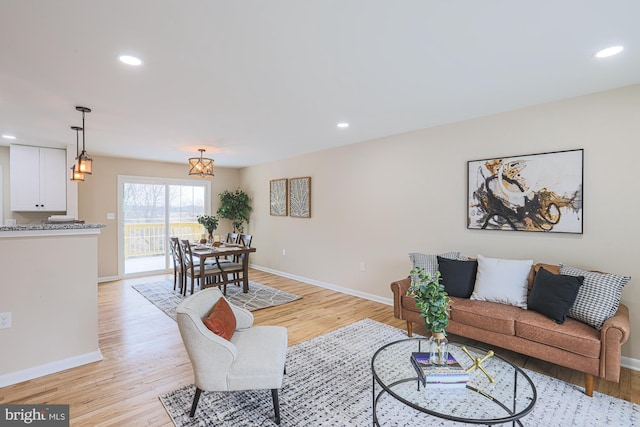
left=406, top=321, right=413, bottom=337
left=584, top=374, right=594, bottom=397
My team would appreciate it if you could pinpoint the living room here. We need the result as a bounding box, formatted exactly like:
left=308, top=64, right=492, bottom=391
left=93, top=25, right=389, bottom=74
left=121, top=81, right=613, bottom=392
left=1, top=2, right=639, bottom=425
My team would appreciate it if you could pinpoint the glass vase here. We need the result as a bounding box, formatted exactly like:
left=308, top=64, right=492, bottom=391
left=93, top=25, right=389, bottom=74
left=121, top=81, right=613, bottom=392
left=428, top=332, right=449, bottom=366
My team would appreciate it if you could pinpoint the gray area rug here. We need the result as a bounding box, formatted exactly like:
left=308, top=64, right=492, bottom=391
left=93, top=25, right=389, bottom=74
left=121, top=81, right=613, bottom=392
left=159, top=319, right=639, bottom=426
left=131, top=280, right=301, bottom=320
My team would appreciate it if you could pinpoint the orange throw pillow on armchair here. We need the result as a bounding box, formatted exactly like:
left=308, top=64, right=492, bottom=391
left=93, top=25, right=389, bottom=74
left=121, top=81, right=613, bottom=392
left=203, top=298, right=237, bottom=340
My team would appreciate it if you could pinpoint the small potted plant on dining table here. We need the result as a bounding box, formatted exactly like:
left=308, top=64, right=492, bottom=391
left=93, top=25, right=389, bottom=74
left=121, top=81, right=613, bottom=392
left=406, top=267, right=451, bottom=365
left=197, top=215, right=219, bottom=244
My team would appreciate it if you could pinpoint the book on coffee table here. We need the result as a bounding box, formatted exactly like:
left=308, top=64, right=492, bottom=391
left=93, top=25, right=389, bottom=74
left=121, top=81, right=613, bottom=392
left=411, top=352, right=470, bottom=386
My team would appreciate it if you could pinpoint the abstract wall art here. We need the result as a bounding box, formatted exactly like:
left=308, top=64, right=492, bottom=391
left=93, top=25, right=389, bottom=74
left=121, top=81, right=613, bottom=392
left=270, top=178, right=288, bottom=216
left=289, top=177, right=311, bottom=218
left=467, top=149, right=583, bottom=233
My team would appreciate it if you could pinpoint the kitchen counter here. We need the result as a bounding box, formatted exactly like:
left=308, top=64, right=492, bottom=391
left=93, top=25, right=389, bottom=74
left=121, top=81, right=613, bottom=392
left=0, top=223, right=106, bottom=237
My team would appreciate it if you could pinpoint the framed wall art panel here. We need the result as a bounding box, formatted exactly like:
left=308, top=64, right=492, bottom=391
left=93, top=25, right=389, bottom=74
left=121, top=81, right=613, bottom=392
left=289, top=177, right=311, bottom=218
left=467, top=149, right=583, bottom=233
left=270, top=178, right=288, bottom=216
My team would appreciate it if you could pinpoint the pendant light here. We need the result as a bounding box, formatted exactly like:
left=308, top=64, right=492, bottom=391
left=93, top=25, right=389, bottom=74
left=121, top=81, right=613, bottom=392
left=189, top=148, right=215, bottom=177
left=70, top=125, right=85, bottom=182
left=76, top=106, right=93, bottom=174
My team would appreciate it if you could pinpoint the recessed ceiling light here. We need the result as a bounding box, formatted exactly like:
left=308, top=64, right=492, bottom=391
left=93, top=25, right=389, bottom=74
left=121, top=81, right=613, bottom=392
left=337, top=122, right=349, bottom=128
left=2, top=134, right=16, bottom=140
left=117, top=54, right=143, bottom=66
left=594, top=46, right=624, bottom=58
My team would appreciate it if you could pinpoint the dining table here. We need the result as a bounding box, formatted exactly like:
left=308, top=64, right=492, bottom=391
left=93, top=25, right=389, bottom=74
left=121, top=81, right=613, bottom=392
left=191, top=244, right=257, bottom=293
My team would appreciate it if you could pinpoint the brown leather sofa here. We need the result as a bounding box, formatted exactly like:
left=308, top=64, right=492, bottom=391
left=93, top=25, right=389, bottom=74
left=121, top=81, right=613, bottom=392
left=390, top=263, right=630, bottom=397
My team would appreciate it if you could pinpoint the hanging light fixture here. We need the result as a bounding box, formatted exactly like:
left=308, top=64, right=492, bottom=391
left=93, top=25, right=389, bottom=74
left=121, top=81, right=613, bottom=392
left=70, top=125, right=85, bottom=182
left=76, top=106, right=93, bottom=174
left=189, top=148, right=215, bottom=177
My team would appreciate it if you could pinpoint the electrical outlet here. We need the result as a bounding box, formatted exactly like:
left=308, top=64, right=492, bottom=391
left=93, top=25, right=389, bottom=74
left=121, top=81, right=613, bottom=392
left=282, top=249, right=286, bottom=256
left=360, top=262, right=366, bottom=272
left=0, top=312, right=12, bottom=329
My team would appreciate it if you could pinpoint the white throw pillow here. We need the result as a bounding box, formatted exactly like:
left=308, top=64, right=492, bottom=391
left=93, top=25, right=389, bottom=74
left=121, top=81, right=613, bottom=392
left=470, top=254, right=533, bottom=309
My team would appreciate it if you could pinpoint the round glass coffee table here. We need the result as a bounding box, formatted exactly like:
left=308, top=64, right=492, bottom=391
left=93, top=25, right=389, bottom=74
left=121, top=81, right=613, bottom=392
left=371, top=338, right=536, bottom=426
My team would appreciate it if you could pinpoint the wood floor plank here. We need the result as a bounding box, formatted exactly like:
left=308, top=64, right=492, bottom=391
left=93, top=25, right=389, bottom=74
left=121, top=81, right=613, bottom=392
left=0, top=268, right=637, bottom=426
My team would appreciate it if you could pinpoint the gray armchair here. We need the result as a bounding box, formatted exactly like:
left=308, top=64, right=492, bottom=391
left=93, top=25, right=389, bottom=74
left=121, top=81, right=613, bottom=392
left=176, top=288, right=288, bottom=424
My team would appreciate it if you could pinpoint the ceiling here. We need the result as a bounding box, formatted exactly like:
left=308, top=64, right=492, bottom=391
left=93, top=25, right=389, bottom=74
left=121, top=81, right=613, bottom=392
left=1, top=1, right=639, bottom=168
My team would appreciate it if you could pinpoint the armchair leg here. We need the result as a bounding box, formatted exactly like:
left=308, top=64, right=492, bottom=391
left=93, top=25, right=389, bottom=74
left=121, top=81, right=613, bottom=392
left=406, top=321, right=413, bottom=337
left=584, top=373, right=594, bottom=397
left=271, top=389, right=281, bottom=425
left=189, top=387, right=203, bottom=417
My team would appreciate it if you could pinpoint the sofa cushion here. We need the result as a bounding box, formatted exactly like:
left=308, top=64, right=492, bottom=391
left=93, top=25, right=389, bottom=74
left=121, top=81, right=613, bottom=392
left=409, top=251, right=459, bottom=282
left=528, top=267, right=584, bottom=324
left=470, top=254, right=533, bottom=309
left=515, top=311, right=601, bottom=359
left=203, top=298, right=237, bottom=340
left=561, top=264, right=631, bottom=330
left=449, top=297, right=520, bottom=335
left=437, top=256, right=477, bottom=298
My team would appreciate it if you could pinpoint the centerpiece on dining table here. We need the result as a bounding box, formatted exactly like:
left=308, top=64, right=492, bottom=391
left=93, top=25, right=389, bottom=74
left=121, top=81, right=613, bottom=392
left=197, top=215, right=219, bottom=244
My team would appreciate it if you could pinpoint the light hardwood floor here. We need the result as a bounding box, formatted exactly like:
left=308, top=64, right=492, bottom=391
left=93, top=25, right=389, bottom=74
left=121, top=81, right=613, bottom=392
left=1, top=269, right=638, bottom=426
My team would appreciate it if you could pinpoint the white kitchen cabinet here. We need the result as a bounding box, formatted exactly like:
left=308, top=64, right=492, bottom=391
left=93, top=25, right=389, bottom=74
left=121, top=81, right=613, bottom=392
left=10, top=145, right=67, bottom=212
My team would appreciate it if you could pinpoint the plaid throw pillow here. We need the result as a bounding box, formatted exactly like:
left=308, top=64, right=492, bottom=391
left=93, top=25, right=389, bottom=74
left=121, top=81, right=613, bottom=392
left=560, top=264, right=630, bottom=330
left=408, top=252, right=460, bottom=283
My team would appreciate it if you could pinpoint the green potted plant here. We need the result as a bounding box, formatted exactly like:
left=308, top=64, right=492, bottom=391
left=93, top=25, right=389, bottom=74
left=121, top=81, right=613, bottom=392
left=197, top=214, right=219, bottom=242
left=217, top=189, right=252, bottom=233
left=407, top=267, right=451, bottom=365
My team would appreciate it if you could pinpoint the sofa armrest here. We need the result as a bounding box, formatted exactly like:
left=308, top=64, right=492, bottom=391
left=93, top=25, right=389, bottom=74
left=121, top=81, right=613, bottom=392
left=390, top=277, right=411, bottom=319
left=600, top=303, right=630, bottom=382
left=602, top=303, right=630, bottom=344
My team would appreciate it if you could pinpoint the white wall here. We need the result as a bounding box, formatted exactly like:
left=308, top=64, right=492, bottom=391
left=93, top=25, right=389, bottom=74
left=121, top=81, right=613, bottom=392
left=240, top=84, right=640, bottom=360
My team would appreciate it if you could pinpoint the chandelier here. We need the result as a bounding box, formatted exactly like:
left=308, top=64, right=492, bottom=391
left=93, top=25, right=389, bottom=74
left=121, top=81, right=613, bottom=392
left=189, top=149, right=214, bottom=177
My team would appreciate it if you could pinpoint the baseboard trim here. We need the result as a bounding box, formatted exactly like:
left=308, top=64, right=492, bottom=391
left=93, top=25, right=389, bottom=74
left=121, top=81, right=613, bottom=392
left=250, top=263, right=640, bottom=372
left=621, top=355, right=640, bottom=372
left=251, top=264, right=392, bottom=307
left=98, top=275, right=119, bottom=283
left=0, top=350, right=103, bottom=388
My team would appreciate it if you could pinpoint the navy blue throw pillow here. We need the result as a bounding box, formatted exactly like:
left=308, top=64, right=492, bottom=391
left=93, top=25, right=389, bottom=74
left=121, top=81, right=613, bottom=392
left=528, top=267, right=584, bottom=324
left=437, top=256, right=478, bottom=298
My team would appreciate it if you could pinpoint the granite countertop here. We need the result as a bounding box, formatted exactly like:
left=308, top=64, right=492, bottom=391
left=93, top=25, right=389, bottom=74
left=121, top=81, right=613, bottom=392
left=0, top=223, right=106, bottom=232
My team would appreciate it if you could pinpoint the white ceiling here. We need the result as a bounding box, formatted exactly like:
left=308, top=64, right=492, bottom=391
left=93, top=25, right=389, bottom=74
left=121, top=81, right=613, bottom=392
left=1, top=1, right=639, bottom=168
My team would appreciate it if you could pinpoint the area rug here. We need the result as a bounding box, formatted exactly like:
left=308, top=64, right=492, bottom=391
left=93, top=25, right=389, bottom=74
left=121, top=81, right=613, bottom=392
left=159, top=319, right=639, bottom=427
left=131, top=280, right=301, bottom=320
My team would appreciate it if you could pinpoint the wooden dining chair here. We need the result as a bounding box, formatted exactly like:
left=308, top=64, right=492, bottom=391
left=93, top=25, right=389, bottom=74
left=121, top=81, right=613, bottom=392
left=208, top=232, right=240, bottom=267
left=169, top=237, right=184, bottom=293
left=227, top=233, right=239, bottom=245
left=229, top=234, right=253, bottom=286
left=239, top=234, right=253, bottom=248
left=179, top=239, right=225, bottom=296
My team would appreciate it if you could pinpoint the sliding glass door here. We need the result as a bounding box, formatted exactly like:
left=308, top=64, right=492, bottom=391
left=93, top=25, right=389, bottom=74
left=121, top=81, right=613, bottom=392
left=119, top=176, right=210, bottom=276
